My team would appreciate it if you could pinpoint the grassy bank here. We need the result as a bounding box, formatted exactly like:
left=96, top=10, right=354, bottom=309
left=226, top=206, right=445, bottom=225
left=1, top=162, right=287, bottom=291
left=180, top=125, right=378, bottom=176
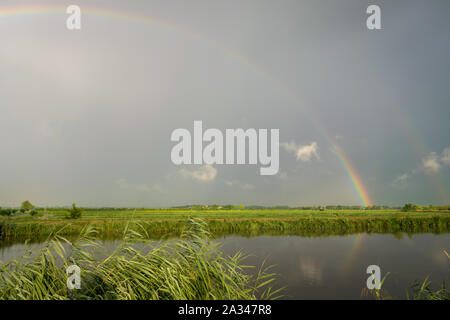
left=1, top=208, right=449, bottom=241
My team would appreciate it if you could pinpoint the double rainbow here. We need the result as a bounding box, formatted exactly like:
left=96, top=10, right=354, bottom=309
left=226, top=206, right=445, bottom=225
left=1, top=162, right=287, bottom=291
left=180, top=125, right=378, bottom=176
left=1, top=3, right=374, bottom=207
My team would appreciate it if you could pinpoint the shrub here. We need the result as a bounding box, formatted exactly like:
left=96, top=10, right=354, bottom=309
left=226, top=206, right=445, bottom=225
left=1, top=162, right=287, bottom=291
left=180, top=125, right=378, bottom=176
left=0, top=209, right=14, bottom=217
left=66, top=203, right=83, bottom=219
left=402, top=203, right=415, bottom=212
left=21, top=201, right=34, bottom=212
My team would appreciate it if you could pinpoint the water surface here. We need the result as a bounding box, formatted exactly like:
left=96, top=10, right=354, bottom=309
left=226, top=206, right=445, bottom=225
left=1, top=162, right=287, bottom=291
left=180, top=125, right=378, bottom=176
left=1, top=233, right=448, bottom=299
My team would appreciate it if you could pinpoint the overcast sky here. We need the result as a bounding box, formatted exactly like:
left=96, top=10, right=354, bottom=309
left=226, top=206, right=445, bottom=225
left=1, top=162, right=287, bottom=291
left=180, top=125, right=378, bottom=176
left=0, top=0, right=449, bottom=207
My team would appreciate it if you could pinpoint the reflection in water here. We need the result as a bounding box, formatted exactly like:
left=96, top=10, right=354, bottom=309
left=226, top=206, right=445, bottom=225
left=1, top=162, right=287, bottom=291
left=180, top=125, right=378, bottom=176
left=299, top=258, right=323, bottom=285
left=1, top=233, right=449, bottom=299
left=210, top=233, right=450, bottom=299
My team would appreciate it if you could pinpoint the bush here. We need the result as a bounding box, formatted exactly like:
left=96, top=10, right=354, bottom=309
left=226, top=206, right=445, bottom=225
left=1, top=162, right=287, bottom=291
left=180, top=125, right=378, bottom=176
left=21, top=201, right=34, bottom=212
left=402, top=203, right=416, bottom=212
left=0, top=208, right=14, bottom=217
left=66, top=203, right=83, bottom=219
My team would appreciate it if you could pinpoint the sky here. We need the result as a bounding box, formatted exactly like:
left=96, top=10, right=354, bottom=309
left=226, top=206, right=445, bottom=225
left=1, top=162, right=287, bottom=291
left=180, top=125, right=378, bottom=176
left=0, top=0, right=449, bottom=207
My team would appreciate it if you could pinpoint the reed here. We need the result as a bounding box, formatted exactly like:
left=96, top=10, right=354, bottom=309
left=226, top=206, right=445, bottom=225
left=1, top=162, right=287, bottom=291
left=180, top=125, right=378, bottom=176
left=1, top=215, right=449, bottom=242
left=0, top=218, right=281, bottom=300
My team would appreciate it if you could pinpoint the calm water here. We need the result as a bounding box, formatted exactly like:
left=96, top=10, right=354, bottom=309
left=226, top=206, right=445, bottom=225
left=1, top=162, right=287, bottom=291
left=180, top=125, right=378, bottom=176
left=1, top=233, right=449, bottom=299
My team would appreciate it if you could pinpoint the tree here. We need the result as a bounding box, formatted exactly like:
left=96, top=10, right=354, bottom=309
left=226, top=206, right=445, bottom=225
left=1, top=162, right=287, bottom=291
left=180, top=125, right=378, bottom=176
left=402, top=203, right=415, bottom=212
left=0, top=208, right=13, bottom=216
left=67, top=203, right=83, bottom=219
left=21, top=201, right=34, bottom=212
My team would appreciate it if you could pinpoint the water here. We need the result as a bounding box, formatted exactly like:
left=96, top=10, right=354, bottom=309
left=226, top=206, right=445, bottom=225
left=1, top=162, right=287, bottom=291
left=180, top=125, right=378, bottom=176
left=217, top=233, right=449, bottom=299
left=1, top=233, right=449, bottom=299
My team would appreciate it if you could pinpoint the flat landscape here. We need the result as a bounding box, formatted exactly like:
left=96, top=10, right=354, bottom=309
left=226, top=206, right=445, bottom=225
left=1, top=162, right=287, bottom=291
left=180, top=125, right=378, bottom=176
left=1, top=205, right=449, bottom=299
left=2, top=207, right=449, bottom=241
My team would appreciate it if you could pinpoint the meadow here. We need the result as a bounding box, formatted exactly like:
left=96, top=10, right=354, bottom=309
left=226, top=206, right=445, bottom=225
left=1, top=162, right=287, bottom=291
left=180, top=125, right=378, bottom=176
left=1, top=207, right=449, bottom=241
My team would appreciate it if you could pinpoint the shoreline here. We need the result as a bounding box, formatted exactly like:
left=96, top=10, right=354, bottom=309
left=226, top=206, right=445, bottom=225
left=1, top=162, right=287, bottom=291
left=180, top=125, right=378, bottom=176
left=1, top=209, right=449, bottom=241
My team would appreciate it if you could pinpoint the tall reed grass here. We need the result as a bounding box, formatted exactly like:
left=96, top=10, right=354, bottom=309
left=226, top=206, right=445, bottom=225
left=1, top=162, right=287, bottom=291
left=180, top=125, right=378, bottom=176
left=1, top=216, right=449, bottom=241
left=0, top=218, right=281, bottom=300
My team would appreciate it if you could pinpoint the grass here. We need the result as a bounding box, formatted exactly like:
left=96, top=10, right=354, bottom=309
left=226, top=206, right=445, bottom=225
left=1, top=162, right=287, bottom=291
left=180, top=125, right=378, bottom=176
left=361, top=251, right=449, bottom=300
left=406, top=277, right=449, bottom=300
left=1, top=208, right=449, bottom=241
left=8, top=208, right=450, bottom=221
left=0, top=218, right=281, bottom=300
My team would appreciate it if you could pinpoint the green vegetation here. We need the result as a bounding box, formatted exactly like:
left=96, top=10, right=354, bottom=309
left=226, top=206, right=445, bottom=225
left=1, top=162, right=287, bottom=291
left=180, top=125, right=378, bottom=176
left=1, top=202, right=448, bottom=300
left=406, top=277, right=449, bottom=300
left=0, top=202, right=447, bottom=241
left=405, top=250, right=450, bottom=300
left=0, top=219, right=280, bottom=300
left=20, top=200, right=34, bottom=212
left=363, top=275, right=449, bottom=300
left=0, top=205, right=449, bottom=241
left=363, top=251, right=449, bottom=300
left=0, top=209, right=15, bottom=217
left=401, top=203, right=450, bottom=212
left=66, top=203, right=83, bottom=219
left=0, top=201, right=37, bottom=217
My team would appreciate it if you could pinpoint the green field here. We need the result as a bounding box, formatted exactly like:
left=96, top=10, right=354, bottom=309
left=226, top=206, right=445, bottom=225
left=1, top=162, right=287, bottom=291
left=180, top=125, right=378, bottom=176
left=1, top=208, right=449, bottom=241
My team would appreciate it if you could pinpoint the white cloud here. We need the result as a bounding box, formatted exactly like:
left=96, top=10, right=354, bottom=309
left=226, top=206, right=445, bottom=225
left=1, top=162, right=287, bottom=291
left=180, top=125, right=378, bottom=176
left=394, top=173, right=409, bottom=183
left=281, top=141, right=319, bottom=161
left=421, top=147, right=450, bottom=173
left=178, top=165, right=217, bottom=182
left=395, top=146, right=450, bottom=185
left=441, top=147, right=450, bottom=165
left=422, top=152, right=441, bottom=173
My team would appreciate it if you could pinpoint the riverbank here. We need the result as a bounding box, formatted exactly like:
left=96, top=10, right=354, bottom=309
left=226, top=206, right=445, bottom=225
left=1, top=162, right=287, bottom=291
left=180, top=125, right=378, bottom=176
left=1, top=209, right=449, bottom=241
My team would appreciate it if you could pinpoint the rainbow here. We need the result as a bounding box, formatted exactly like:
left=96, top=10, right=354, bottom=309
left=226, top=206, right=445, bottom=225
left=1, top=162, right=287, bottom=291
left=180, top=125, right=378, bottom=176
left=332, top=144, right=373, bottom=207
left=0, top=4, right=197, bottom=36
left=1, top=3, right=375, bottom=207
left=343, top=234, right=367, bottom=272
